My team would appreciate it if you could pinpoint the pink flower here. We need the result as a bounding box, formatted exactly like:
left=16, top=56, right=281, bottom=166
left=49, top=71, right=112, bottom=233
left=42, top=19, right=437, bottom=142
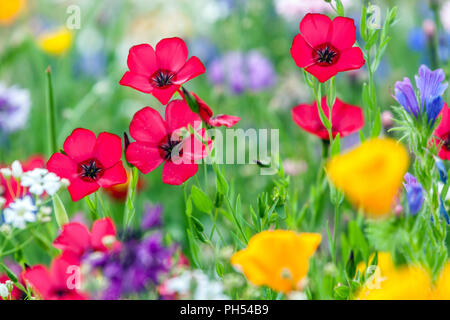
left=47, top=129, right=128, bottom=202
left=125, top=99, right=210, bottom=185
left=22, top=252, right=87, bottom=300
left=120, top=37, right=206, bottom=105
left=190, top=92, right=241, bottom=128
left=290, top=13, right=365, bottom=83
left=53, top=218, right=120, bottom=259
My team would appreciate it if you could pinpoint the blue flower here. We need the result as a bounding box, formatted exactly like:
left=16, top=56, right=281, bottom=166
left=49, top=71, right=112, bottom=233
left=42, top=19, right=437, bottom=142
left=435, top=156, right=448, bottom=184
left=440, top=198, right=450, bottom=224
left=403, top=173, right=424, bottom=215
left=394, top=65, right=448, bottom=125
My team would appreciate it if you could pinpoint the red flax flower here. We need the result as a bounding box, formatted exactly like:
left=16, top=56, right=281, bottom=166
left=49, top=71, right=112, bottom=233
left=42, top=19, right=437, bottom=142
left=292, top=96, right=364, bottom=140
left=53, top=218, right=120, bottom=259
left=291, top=13, right=365, bottom=83
left=435, top=103, right=450, bottom=160
left=191, top=92, right=241, bottom=128
left=126, top=99, right=210, bottom=185
left=23, top=252, right=87, bottom=300
left=120, top=37, right=206, bottom=105
left=47, top=129, right=127, bottom=202
left=0, top=155, right=45, bottom=207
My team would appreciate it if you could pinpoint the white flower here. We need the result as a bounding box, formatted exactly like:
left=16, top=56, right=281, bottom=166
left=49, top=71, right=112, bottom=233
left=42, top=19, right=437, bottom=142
left=0, top=283, right=9, bottom=299
left=0, top=168, right=11, bottom=178
left=11, top=160, right=23, bottom=178
left=4, top=196, right=37, bottom=229
left=0, top=224, right=12, bottom=235
left=21, top=169, right=63, bottom=196
left=165, top=270, right=229, bottom=300
left=441, top=1, right=450, bottom=32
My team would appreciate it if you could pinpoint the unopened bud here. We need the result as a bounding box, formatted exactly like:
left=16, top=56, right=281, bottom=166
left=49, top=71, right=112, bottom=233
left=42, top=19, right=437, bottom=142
left=11, top=160, right=23, bottom=178
left=422, top=19, right=436, bottom=37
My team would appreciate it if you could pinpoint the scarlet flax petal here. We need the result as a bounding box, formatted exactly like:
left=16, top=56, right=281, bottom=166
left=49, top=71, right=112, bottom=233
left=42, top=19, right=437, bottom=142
left=119, top=37, right=206, bottom=105
left=47, top=128, right=127, bottom=202
left=290, top=13, right=365, bottom=83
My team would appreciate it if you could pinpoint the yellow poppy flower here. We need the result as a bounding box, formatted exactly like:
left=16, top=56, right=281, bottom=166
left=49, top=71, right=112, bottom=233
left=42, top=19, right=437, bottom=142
left=356, top=252, right=395, bottom=278
left=231, top=230, right=321, bottom=293
left=0, top=0, right=24, bottom=25
left=326, top=138, right=409, bottom=217
left=357, top=265, right=432, bottom=300
left=37, top=28, right=73, bottom=55
left=432, top=263, right=450, bottom=299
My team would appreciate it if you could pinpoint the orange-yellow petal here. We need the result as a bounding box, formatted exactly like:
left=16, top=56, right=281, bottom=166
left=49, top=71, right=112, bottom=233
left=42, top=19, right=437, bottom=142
left=0, top=0, right=24, bottom=25
left=231, top=230, right=321, bottom=294
left=326, top=138, right=409, bottom=217
left=357, top=265, right=432, bottom=300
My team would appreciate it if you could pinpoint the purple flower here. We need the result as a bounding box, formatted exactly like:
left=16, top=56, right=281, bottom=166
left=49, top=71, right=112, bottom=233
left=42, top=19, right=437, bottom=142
left=0, top=84, right=31, bottom=134
left=141, top=203, right=163, bottom=230
left=207, top=50, right=276, bottom=94
left=395, top=77, right=420, bottom=116
left=395, top=65, right=448, bottom=125
left=403, top=173, right=424, bottom=215
left=247, top=51, right=276, bottom=91
left=93, top=232, right=173, bottom=300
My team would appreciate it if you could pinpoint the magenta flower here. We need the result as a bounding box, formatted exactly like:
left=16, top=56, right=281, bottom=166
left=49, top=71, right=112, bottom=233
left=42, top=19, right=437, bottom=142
left=125, top=100, right=210, bottom=185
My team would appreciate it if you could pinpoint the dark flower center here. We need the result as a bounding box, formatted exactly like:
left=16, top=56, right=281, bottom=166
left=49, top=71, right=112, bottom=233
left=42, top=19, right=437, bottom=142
left=313, top=43, right=339, bottom=66
left=445, top=136, right=450, bottom=150
left=51, top=287, right=72, bottom=297
left=78, top=159, right=104, bottom=182
left=151, top=70, right=175, bottom=88
left=159, top=136, right=182, bottom=160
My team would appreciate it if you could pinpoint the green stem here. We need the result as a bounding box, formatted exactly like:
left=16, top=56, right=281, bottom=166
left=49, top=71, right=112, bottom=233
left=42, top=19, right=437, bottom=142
left=45, top=66, right=57, bottom=155
left=123, top=167, right=139, bottom=229
left=333, top=203, right=340, bottom=265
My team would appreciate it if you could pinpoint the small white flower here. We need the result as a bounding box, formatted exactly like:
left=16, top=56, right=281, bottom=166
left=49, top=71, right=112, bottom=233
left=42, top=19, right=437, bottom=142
left=165, top=269, right=229, bottom=300
left=42, top=172, right=62, bottom=195
left=4, top=196, right=37, bottom=229
left=0, top=224, right=12, bottom=235
left=61, top=178, right=70, bottom=187
left=0, top=283, right=9, bottom=299
left=39, top=206, right=52, bottom=215
left=0, top=168, right=11, bottom=178
left=21, top=169, right=63, bottom=196
left=11, top=160, right=23, bottom=178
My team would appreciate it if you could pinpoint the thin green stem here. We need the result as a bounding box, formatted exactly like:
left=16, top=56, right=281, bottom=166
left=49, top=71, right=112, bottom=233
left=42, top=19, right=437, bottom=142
left=45, top=66, right=58, bottom=155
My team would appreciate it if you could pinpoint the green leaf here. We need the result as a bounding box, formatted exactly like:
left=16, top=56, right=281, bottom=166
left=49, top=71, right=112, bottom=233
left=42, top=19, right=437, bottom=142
left=215, top=166, right=229, bottom=196
left=53, top=193, right=69, bottom=229
left=0, top=262, right=27, bottom=293
left=191, top=185, right=213, bottom=214
left=334, top=0, right=345, bottom=16
left=216, top=262, right=224, bottom=278
left=370, top=108, right=382, bottom=138
left=360, top=5, right=368, bottom=41
left=190, top=216, right=205, bottom=233
left=345, top=250, right=357, bottom=279
left=331, top=133, right=341, bottom=156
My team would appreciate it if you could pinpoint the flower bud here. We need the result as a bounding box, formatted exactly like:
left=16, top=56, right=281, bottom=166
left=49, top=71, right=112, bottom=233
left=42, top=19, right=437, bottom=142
left=422, top=19, right=436, bottom=38
left=381, top=110, right=394, bottom=128
left=11, top=160, right=23, bottom=178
